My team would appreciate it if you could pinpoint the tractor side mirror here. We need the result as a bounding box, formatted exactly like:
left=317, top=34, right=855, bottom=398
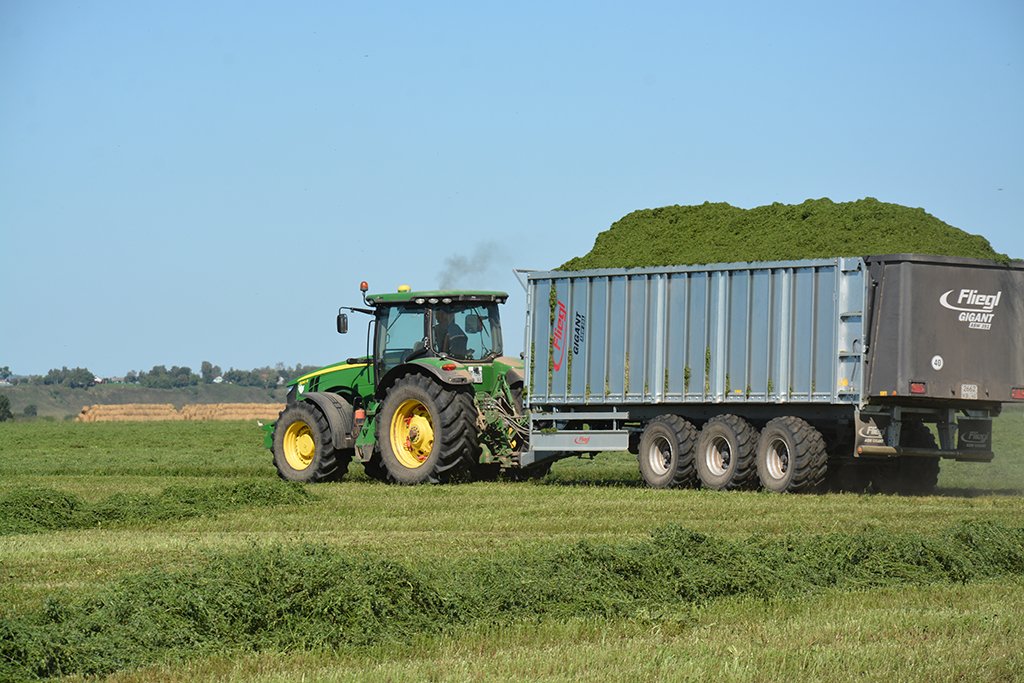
left=337, top=312, right=349, bottom=334
left=465, top=314, right=482, bottom=334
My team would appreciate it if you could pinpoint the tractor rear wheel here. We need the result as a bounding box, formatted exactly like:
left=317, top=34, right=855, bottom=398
left=638, top=415, right=698, bottom=488
left=272, top=402, right=351, bottom=483
left=377, top=374, right=480, bottom=484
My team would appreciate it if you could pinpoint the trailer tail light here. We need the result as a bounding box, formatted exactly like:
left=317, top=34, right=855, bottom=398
left=1012, top=388, right=1024, bottom=400
left=909, top=382, right=927, bottom=395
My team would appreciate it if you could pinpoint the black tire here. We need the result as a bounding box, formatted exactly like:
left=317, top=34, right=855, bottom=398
left=825, top=461, right=871, bottom=493
left=470, top=462, right=502, bottom=481
left=362, top=451, right=390, bottom=482
left=638, top=415, right=698, bottom=488
left=377, top=374, right=480, bottom=484
left=756, top=416, right=828, bottom=493
left=695, top=414, right=758, bottom=490
left=272, top=402, right=352, bottom=483
left=873, top=422, right=940, bottom=495
left=504, top=461, right=552, bottom=481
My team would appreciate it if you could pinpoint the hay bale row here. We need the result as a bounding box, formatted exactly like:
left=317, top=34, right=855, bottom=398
left=77, top=404, right=182, bottom=422
left=179, top=403, right=284, bottom=421
left=76, top=403, right=285, bottom=422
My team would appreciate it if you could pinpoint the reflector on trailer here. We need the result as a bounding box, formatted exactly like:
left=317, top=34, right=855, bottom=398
left=1012, top=388, right=1024, bottom=400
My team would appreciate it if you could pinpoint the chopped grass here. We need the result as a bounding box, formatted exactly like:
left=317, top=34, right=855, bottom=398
left=0, top=481, right=310, bottom=535
left=97, top=579, right=1024, bottom=683
left=2, top=520, right=1022, bottom=680
left=561, top=197, right=1011, bottom=270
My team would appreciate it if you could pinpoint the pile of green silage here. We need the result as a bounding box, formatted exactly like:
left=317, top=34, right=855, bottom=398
left=2, top=520, right=1022, bottom=680
left=561, top=198, right=1009, bottom=269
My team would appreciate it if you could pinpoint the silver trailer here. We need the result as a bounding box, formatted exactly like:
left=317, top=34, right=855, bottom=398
left=522, top=255, right=1024, bottom=493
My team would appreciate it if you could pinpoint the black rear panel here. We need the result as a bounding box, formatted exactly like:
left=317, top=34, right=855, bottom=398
left=864, top=254, right=1024, bottom=404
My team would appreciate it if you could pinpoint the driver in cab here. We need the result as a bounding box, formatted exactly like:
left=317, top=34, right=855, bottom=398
left=432, top=309, right=468, bottom=357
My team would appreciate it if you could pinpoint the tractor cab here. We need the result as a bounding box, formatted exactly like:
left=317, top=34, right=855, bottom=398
left=368, top=290, right=506, bottom=378
left=338, top=284, right=508, bottom=389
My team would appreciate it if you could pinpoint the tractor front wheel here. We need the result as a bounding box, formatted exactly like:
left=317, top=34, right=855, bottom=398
left=272, top=402, right=351, bottom=483
left=377, top=374, right=479, bottom=484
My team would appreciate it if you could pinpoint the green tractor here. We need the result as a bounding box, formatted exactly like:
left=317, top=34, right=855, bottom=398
left=264, top=282, right=530, bottom=484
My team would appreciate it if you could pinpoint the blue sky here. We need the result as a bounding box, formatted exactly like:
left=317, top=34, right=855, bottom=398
left=2, top=1, right=1022, bottom=377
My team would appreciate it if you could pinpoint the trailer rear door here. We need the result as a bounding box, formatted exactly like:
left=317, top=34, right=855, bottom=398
left=864, top=254, right=1024, bottom=404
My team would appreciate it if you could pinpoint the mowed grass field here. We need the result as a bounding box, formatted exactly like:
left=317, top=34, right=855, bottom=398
left=1, top=409, right=1023, bottom=681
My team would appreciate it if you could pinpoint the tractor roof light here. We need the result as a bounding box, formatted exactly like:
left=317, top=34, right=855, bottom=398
left=360, top=281, right=369, bottom=292
left=398, top=284, right=411, bottom=293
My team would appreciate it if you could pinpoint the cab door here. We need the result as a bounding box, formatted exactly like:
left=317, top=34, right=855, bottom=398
left=374, top=305, right=428, bottom=388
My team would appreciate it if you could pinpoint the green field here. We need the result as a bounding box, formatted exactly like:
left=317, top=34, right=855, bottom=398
left=2, top=411, right=1023, bottom=681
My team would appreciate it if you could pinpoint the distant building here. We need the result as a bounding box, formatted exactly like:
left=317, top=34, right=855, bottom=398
left=213, top=376, right=224, bottom=384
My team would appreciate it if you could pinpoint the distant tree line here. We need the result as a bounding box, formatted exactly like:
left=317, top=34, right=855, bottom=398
left=0, top=362, right=320, bottom=390
left=43, top=366, right=98, bottom=388
left=126, top=365, right=199, bottom=389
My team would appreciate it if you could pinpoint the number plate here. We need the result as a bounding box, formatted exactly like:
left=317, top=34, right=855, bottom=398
left=961, top=383, right=978, bottom=400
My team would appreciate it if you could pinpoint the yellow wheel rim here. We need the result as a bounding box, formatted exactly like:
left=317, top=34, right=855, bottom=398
left=283, top=419, right=316, bottom=470
left=390, top=399, right=435, bottom=469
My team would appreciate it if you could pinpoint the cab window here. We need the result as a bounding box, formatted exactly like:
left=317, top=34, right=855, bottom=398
left=431, top=303, right=502, bottom=361
left=377, top=306, right=426, bottom=375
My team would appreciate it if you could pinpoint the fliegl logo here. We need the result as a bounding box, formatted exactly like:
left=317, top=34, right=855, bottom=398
left=939, top=289, right=1002, bottom=331
left=552, top=300, right=568, bottom=371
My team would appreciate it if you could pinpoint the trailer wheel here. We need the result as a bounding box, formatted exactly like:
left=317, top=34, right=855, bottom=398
left=695, top=414, right=758, bottom=490
left=377, top=374, right=479, bottom=484
left=825, top=461, right=871, bottom=493
left=638, top=415, right=698, bottom=488
left=874, top=422, right=940, bottom=495
left=756, top=416, right=828, bottom=493
left=272, top=402, right=351, bottom=483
